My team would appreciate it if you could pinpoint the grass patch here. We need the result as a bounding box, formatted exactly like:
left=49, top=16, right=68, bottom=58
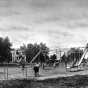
left=0, top=75, right=88, bottom=88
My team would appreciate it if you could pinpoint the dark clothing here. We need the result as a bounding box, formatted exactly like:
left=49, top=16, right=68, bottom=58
left=33, top=64, right=40, bottom=77
left=34, top=66, right=39, bottom=73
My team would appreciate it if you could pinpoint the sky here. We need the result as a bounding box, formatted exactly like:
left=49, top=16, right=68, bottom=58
left=0, top=0, right=88, bottom=49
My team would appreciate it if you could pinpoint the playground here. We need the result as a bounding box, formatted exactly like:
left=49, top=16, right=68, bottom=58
left=0, top=62, right=88, bottom=81
left=0, top=44, right=88, bottom=80
left=0, top=65, right=88, bottom=88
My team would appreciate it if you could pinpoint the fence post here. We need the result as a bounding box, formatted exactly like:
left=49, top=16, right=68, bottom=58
left=25, top=66, right=27, bottom=79
left=4, top=64, right=6, bottom=80
left=6, top=63, right=8, bottom=80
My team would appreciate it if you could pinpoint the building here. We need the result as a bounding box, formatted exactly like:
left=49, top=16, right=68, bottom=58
left=11, top=49, right=26, bottom=63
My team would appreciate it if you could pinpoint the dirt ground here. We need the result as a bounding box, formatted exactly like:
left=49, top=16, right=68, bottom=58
left=0, top=63, right=88, bottom=81
left=0, top=64, right=88, bottom=87
left=0, top=63, right=68, bottom=80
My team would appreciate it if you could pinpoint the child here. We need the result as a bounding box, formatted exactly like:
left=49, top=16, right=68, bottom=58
left=33, top=63, right=40, bottom=77
left=20, top=55, right=26, bottom=70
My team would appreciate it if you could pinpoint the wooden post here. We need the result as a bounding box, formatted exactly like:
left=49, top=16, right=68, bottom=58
left=25, top=66, right=27, bottom=79
left=6, top=63, right=8, bottom=80
left=60, top=50, right=61, bottom=61
left=4, top=64, right=6, bottom=80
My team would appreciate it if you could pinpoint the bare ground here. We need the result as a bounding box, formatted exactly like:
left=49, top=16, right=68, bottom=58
left=0, top=65, right=88, bottom=88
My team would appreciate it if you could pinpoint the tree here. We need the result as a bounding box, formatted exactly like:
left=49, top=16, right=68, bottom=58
left=20, top=42, right=49, bottom=63
left=39, top=43, right=49, bottom=63
left=61, top=53, right=68, bottom=70
left=0, top=37, right=12, bottom=63
left=49, top=54, right=57, bottom=63
left=61, top=48, right=83, bottom=68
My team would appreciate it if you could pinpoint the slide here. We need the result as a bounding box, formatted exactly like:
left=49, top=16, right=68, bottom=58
left=75, top=48, right=88, bottom=66
left=30, top=50, right=41, bottom=64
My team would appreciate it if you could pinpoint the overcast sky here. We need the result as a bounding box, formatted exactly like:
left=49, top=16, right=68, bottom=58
left=0, top=0, right=88, bottom=49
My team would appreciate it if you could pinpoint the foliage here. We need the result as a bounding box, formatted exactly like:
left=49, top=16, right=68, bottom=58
left=61, top=48, right=83, bottom=66
left=0, top=37, right=12, bottom=63
left=49, top=54, right=57, bottom=63
left=20, top=43, right=49, bottom=63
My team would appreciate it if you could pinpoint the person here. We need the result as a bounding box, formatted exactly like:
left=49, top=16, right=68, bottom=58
left=20, top=55, right=26, bottom=70
left=33, top=63, right=40, bottom=77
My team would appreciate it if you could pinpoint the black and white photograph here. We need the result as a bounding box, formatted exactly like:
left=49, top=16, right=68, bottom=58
left=0, top=0, right=88, bottom=88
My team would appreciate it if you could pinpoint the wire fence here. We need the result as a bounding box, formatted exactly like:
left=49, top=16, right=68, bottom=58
left=0, top=65, right=34, bottom=80
left=0, top=65, right=58, bottom=80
